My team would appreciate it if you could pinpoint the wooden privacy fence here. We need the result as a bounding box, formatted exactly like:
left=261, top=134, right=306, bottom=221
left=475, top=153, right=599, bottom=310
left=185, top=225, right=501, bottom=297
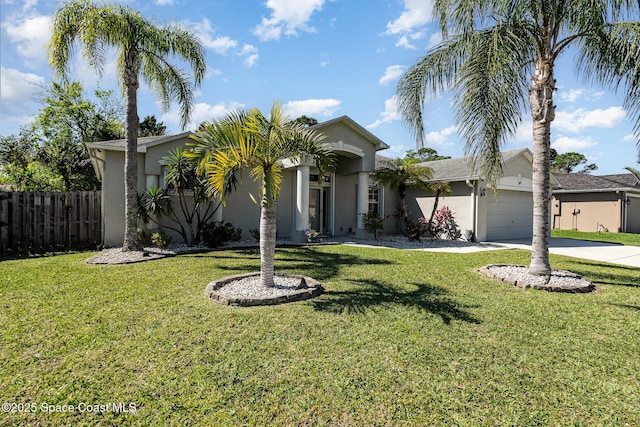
left=0, top=191, right=101, bottom=256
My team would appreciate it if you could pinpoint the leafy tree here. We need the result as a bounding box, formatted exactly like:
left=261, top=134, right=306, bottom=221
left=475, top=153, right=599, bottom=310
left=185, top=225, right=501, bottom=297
left=551, top=150, right=598, bottom=174
left=190, top=101, right=334, bottom=288
left=294, top=115, right=318, bottom=127
left=404, top=147, right=451, bottom=162
left=373, top=158, right=434, bottom=231
left=30, top=81, right=122, bottom=190
left=0, top=129, right=61, bottom=191
left=49, top=0, right=206, bottom=251
left=397, top=0, right=640, bottom=276
left=139, top=115, right=167, bottom=137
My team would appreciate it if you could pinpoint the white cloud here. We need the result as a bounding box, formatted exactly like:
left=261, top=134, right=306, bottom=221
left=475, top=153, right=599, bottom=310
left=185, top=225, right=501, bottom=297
left=558, top=89, right=585, bottom=103
left=395, top=35, right=416, bottom=50
left=378, top=65, right=406, bottom=86
left=424, top=125, right=457, bottom=146
left=239, top=44, right=259, bottom=67
left=367, top=96, right=400, bottom=128
left=209, top=36, right=238, bottom=55
left=385, top=0, right=435, bottom=49
left=155, top=0, right=175, bottom=4
left=187, top=19, right=257, bottom=66
left=428, top=31, right=442, bottom=47
left=385, top=0, right=433, bottom=35
left=552, top=135, right=597, bottom=153
left=253, top=0, right=325, bottom=41
left=4, top=15, right=51, bottom=66
left=622, top=134, right=636, bottom=143
left=554, top=106, right=626, bottom=133
left=283, top=98, right=341, bottom=118
left=162, top=101, right=245, bottom=130
left=0, top=67, right=45, bottom=130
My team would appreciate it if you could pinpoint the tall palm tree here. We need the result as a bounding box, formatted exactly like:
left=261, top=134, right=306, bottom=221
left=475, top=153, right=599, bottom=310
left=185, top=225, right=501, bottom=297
left=373, top=157, right=434, bottom=229
left=48, top=0, right=206, bottom=251
left=189, top=101, right=334, bottom=288
left=397, top=0, right=640, bottom=275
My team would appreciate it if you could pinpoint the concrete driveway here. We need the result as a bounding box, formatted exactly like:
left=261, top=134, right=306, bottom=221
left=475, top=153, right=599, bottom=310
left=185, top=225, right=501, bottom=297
left=488, top=237, right=640, bottom=268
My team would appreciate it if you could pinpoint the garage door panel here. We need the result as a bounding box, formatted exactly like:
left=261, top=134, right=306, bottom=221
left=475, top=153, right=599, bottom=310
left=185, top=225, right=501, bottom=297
left=486, top=191, right=533, bottom=240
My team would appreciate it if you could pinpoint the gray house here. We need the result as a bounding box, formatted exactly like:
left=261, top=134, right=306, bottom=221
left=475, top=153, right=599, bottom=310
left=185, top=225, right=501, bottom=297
left=87, top=115, right=392, bottom=246
left=405, top=148, right=544, bottom=241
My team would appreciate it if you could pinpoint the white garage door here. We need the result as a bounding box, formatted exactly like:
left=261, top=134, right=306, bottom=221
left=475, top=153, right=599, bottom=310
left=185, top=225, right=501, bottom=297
left=486, top=190, right=533, bottom=240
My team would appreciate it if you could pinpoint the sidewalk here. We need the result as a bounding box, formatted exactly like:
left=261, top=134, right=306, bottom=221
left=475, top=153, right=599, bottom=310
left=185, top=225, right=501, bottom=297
left=336, top=236, right=640, bottom=268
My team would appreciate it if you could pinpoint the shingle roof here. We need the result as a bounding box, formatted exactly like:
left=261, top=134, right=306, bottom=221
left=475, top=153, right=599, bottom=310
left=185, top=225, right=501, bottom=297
left=599, top=173, right=640, bottom=187
left=420, top=148, right=531, bottom=181
left=553, top=172, right=640, bottom=192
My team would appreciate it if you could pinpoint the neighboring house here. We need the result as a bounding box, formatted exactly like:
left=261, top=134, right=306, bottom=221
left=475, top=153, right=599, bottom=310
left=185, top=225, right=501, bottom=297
left=87, top=116, right=391, bottom=246
left=552, top=173, right=640, bottom=233
left=404, top=148, right=550, bottom=241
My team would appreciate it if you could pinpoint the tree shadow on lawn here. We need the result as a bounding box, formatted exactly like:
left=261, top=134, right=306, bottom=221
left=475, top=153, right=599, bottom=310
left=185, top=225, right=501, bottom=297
left=554, top=259, right=640, bottom=289
left=311, top=278, right=481, bottom=324
left=190, top=247, right=396, bottom=282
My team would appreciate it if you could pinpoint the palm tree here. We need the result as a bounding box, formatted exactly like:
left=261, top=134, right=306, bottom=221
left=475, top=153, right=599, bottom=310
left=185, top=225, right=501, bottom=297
left=189, top=101, right=334, bottom=288
left=397, top=0, right=640, bottom=276
left=373, top=157, right=434, bottom=229
left=48, top=0, right=206, bottom=251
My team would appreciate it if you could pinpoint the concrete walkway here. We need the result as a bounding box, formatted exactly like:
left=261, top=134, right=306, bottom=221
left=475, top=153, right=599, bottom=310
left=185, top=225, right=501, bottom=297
left=476, top=238, right=640, bottom=269
left=337, top=236, right=640, bottom=268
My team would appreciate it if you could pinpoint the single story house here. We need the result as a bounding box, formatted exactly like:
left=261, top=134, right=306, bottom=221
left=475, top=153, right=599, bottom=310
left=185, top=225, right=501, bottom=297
left=552, top=173, right=640, bottom=233
left=404, top=148, right=551, bottom=241
left=87, top=115, right=394, bottom=246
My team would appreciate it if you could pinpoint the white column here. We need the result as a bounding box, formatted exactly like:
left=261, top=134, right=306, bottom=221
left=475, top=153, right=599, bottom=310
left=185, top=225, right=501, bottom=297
left=214, top=200, right=223, bottom=222
left=357, top=171, right=369, bottom=232
left=145, top=174, right=159, bottom=189
left=295, top=165, right=310, bottom=231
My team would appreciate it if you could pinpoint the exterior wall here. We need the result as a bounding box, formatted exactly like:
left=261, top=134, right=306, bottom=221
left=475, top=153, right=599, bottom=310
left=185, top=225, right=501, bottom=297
left=406, top=182, right=475, bottom=237
left=626, top=195, right=640, bottom=233
left=145, top=137, right=192, bottom=176
left=102, top=151, right=146, bottom=246
left=333, top=173, right=359, bottom=236
left=552, top=192, right=622, bottom=232
left=320, top=123, right=378, bottom=171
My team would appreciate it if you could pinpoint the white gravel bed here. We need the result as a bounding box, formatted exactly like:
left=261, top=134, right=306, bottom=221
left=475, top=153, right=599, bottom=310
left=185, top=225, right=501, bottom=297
left=483, top=264, right=595, bottom=292
left=215, top=275, right=303, bottom=298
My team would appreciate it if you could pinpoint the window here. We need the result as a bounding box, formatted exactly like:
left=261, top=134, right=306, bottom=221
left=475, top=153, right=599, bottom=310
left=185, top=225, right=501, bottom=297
left=368, top=186, right=381, bottom=214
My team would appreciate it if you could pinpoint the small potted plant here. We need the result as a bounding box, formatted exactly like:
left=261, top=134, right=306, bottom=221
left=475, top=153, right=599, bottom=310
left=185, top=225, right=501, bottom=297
left=304, top=228, right=320, bottom=243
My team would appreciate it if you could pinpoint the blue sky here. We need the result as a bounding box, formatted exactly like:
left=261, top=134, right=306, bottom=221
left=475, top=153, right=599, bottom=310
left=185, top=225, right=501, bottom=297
left=1, top=0, right=638, bottom=175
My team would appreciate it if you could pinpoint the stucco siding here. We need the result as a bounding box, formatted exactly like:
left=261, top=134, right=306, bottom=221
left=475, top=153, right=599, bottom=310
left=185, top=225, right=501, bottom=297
left=552, top=192, right=622, bottom=232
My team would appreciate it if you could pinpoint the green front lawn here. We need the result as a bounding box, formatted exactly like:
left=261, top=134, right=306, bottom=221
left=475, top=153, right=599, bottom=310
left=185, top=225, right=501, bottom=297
left=1, top=246, right=639, bottom=426
left=552, top=229, right=640, bottom=246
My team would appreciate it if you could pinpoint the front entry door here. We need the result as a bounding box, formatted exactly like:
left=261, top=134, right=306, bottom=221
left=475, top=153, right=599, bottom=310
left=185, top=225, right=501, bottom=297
left=309, top=187, right=330, bottom=234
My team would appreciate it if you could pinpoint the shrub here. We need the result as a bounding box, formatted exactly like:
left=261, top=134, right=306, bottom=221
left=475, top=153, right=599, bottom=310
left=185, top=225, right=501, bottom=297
left=249, top=228, right=260, bottom=242
left=362, top=211, right=384, bottom=240
left=151, top=230, right=173, bottom=248
left=136, top=228, right=152, bottom=246
left=430, top=206, right=460, bottom=240
left=201, top=221, right=242, bottom=248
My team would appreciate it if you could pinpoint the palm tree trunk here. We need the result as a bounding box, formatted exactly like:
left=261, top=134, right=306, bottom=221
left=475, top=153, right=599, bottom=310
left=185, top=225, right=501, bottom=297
left=528, top=59, right=555, bottom=276
left=122, top=61, right=142, bottom=251
left=259, top=170, right=277, bottom=288
left=259, top=205, right=277, bottom=288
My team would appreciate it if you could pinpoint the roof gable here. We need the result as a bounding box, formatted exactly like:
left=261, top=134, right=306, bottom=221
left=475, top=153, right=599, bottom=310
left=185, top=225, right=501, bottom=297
left=312, top=116, right=389, bottom=151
